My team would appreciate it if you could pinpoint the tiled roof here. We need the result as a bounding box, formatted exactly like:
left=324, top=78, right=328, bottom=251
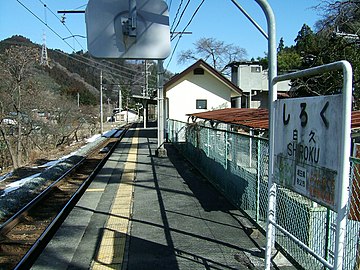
left=164, top=59, right=243, bottom=95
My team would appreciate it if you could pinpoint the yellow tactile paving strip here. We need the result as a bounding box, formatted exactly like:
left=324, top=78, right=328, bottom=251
left=92, top=129, right=139, bottom=270
left=86, top=188, right=105, bottom=192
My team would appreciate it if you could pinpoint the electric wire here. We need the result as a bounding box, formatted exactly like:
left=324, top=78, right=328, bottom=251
left=74, top=53, right=143, bottom=79
left=50, top=49, right=143, bottom=84
left=15, top=0, right=75, bottom=51
left=17, top=0, right=160, bottom=79
left=170, top=0, right=184, bottom=36
left=15, top=0, right=144, bottom=81
left=73, top=4, right=87, bottom=10
left=171, top=0, right=191, bottom=37
left=166, top=0, right=206, bottom=69
left=171, top=0, right=206, bottom=41
left=15, top=0, right=156, bottom=89
left=166, top=35, right=182, bottom=70
left=4, top=38, right=143, bottom=86
left=38, top=0, right=85, bottom=51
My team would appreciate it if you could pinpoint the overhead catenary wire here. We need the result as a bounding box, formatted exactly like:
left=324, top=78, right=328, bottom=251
left=14, top=0, right=159, bottom=90
left=170, top=0, right=191, bottom=38
left=14, top=1, right=145, bottom=80
left=38, top=0, right=85, bottom=51
left=171, top=0, right=205, bottom=41
left=166, top=35, right=182, bottom=70
left=166, top=0, right=206, bottom=69
left=16, top=0, right=166, bottom=77
left=73, top=4, right=87, bottom=10
left=16, top=0, right=75, bottom=51
left=3, top=38, right=145, bottom=87
left=170, top=0, right=184, bottom=35
left=50, top=50, right=145, bottom=85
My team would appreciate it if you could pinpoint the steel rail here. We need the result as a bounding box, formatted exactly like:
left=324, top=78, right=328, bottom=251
left=0, top=126, right=129, bottom=269
left=14, top=126, right=129, bottom=269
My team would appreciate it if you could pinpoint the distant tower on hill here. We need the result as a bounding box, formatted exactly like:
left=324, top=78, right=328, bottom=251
left=40, top=31, right=49, bottom=66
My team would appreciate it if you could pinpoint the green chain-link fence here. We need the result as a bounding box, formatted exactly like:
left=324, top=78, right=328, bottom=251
left=168, top=119, right=360, bottom=270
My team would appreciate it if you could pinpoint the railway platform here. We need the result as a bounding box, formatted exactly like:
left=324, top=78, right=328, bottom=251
left=31, top=124, right=295, bottom=270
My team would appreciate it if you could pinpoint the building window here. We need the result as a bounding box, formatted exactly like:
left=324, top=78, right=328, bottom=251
left=193, top=67, right=204, bottom=75
left=196, top=99, right=207, bottom=109
left=251, top=66, right=261, bottom=73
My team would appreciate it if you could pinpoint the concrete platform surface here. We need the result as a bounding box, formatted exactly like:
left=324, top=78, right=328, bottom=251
left=31, top=125, right=296, bottom=270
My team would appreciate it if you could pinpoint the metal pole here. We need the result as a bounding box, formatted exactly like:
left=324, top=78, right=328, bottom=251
left=143, top=61, right=148, bottom=129
left=249, top=129, right=253, bottom=167
left=334, top=60, right=352, bottom=270
left=143, top=101, right=147, bottom=128
left=100, top=70, right=104, bottom=135
left=229, top=8, right=277, bottom=260
left=271, top=61, right=352, bottom=269
left=256, top=139, right=261, bottom=223
left=127, top=97, right=129, bottom=124
left=118, top=85, right=122, bottom=111
left=249, top=1, right=278, bottom=269
left=144, top=60, right=148, bottom=97
left=129, top=0, right=136, bottom=36
left=157, top=60, right=167, bottom=157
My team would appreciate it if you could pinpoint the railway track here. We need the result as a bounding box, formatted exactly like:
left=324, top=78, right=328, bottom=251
left=0, top=127, right=129, bottom=270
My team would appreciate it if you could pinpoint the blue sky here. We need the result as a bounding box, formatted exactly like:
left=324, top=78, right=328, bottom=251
left=0, top=0, right=322, bottom=73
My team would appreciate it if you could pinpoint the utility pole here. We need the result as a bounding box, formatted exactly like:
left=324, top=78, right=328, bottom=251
left=100, top=70, right=104, bottom=134
left=107, top=97, right=111, bottom=116
left=156, top=60, right=166, bottom=157
left=117, top=85, right=122, bottom=111
left=142, top=60, right=151, bottom=128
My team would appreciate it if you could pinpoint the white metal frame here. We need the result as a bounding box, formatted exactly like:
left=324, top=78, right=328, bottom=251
left=267, top=61, right=353, bottom=270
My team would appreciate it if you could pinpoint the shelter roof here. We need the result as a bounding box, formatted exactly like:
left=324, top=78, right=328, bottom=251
left=188, top=108, right=360, bottom=131
left=187, top=108, right=269, bottom=130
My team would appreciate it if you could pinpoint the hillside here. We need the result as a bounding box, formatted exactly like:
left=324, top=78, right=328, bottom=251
left=0, top=35, right=163, bottom=107
left=0, top=35, right=174, bottom=171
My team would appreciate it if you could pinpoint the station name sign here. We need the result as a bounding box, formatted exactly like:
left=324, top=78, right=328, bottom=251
left=274, top=95, right=342, bottom=210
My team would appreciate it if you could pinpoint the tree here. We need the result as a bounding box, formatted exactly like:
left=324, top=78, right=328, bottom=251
left=278, top=50, right=302, bottom=72
left=294, top=24, right=318, bottom=57
left=257, top=38, right=301, bottom=72
left=314, top=0, right=360, bottom=36
left=0, top=44, right=102, bottom=170
left=177, top=37, right=247, bottom=73
left=290, top=2, right=360, bottom=105
left=0, top=45, right=39, bottom=168
left=277, top=37, right=285, bottom=53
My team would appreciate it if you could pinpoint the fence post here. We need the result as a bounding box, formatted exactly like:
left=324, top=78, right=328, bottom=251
left=256, top=138, right=261, bottom=223
left=207, top=128, right=210, bottom=156
left=249, top=129, right=253, bottom=167
left=225, top=131, right=228, bottom=170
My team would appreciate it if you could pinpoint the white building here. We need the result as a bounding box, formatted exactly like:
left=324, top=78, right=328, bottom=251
left=164, top=59, right=243, bottom=123
left=114, top=109, right=139, bottom=123
left=229, top=61, right=291, bottom=108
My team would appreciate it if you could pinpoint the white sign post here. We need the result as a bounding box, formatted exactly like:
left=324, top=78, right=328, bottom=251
left=267, top=61, right=353, bottom=270
left=274, top=95, right=342, bottom=210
